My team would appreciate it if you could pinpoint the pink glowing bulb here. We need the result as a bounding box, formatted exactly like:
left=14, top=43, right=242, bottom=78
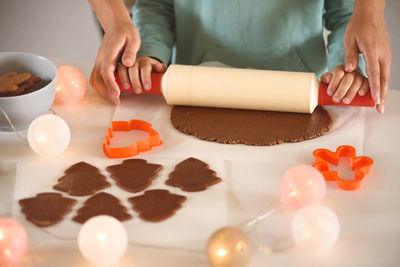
left=280, top=165, right=326, bottom=209
left=54, top=65, right=86, bottom=105
left=0, top=218, right=28, bottom=266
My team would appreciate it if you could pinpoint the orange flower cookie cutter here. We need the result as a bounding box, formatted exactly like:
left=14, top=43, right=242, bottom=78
left=312, top=145, right=374, bottom=191
left=103, top=120, right=163, bottom=158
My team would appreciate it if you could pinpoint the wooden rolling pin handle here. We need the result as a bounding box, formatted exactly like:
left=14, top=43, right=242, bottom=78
left=318, top=82, right=375, bottom=107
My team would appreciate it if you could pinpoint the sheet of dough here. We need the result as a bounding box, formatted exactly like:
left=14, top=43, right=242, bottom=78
left=162, top=65, right=320, bottom=113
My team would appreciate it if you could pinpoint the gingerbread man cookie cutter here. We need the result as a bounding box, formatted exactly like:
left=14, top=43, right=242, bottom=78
left=103, top=119, right=163, bottom=158
left=312, top=145, right=374, bottom=191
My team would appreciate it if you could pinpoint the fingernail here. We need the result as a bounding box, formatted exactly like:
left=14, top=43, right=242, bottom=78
left=345, top=63, right=353, bottom=72
left=124, top=57, right=133, bottom=66
left=327, top=90, right=333, bottom=96
left=381, top=104, right=385, bottom=113
left=358, top=90, right=366, bottom=96
left=333, top=96, right=340, bottom=103
left=343, top=98, right=351, bottom=104
left=111, top=97, right=119, bottom=104
left=135, top=88, right=142, bottom=94
left=376, top=95, right=381, bottom=105
left=144, top=84, right=151, bottom=91
left=326, top=73, right=332, bottom=83
left=123, top=83, right=130, bottom=89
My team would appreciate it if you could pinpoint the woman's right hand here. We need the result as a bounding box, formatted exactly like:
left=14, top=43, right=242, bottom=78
left=117, top=57, right=167, bottom=94
left=90, top=22, right=140, bottom=104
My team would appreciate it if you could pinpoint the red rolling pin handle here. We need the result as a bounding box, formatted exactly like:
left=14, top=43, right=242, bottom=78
left=318, top=82, right=375, bottom=107
left=114, top=72, right=163, bottom=95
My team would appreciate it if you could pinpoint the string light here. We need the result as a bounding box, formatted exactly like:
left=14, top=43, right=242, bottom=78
left=0, top=218, right=28, bottom=266
left=54, top=65, right=86, bottom=105
left=291, top=204, right=340, bottom=252
left=280, top=165, right=326, bottom=209
left=78, top=215, right=127, bottom=265
left=206, top=227, right=253, bottom=267
left=27, top=114, right=70, bottom=157
left=206, top=164, right=336, bottom=263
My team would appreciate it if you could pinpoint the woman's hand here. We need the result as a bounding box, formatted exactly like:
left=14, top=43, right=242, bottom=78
left=88, top=0, right=141, bottom=104
left=343, top=1, right=391, bottom=113
left=90, top=22, right=140, bottom=104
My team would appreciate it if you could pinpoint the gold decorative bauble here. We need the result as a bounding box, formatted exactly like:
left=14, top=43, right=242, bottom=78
left=206, top=227, right=253, bottom=267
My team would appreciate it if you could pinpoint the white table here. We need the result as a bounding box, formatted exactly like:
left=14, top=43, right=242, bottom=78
left=1, top=58, right=400, bottom=267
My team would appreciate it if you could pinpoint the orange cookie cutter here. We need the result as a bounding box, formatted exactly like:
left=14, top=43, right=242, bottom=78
left=312, top=145, right=374, bottom=191
left=103, top=120, right=163, bottom=158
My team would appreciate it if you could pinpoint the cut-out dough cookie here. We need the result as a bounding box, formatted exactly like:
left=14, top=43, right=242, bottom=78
left=106, top=159, right=162, bottom=193
left=73, top=192, right=132, bottom=224
left=128, top=189, right=186, bottom=222
left=53, top=161, right=111, bottom=196
left=19, top=193, right=77, bottom=227
left=166, top=157, right=222, bottom=192
left=171, top=105, right=332, bottom=145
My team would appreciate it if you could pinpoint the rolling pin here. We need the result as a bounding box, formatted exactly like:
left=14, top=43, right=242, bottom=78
left=115, top=64, right=375, bottom=114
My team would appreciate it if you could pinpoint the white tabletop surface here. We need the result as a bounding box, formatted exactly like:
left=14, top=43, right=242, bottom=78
left=1, top=58, right=400, bottom=267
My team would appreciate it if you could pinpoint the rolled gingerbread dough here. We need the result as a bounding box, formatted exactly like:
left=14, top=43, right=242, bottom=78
left=170, top=105, right=332, bottom=146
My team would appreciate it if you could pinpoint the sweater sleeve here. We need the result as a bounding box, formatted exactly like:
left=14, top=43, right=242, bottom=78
left=324, top=0, right=366, bottom=75
left=133, top=0, right=175, bottom=65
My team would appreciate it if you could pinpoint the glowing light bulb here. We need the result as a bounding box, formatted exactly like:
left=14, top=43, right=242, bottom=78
left=97, top=233, right=107, bottom=242
left=78, top=215, right=127, bottom=265
left=217, top=248, right=227, bottom=257
left=292, top=204, right=340, bottom=252
left=27, top=114, right=70, bottom=157
left=0, top=218, right=28, bottom=266
left=206, top=227, right=253, bottom=267
left=280, top=165, right=326, bottom=209
left=54, top=65, right=86, bottom=105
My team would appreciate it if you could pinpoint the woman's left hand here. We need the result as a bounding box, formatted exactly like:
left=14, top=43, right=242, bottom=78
left=343, top=5, right=391, bottom=113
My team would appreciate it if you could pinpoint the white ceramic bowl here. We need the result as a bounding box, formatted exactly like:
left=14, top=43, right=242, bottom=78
left=0, top=52, right=57, bottom=131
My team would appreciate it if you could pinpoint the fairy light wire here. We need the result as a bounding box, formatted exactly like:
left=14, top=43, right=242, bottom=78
left=39, top=226, right=204, bottom=254
left=0, top=105, right=28, bottom=144
left=0, top=105, right=57, bottom=145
